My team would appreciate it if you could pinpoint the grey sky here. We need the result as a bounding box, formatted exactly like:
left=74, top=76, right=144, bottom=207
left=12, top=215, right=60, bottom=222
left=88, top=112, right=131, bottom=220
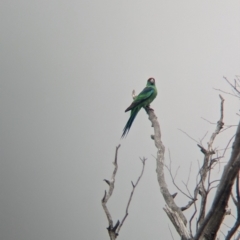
left=1, top=1, right=240, bottom=240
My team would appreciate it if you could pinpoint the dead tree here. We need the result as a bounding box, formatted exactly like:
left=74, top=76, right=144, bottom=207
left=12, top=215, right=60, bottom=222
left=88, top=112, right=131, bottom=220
left=149, top=98, right=240, bottom=239
left=148, top=77, right=240, bottom=239
left=102, top=77, right=240, bottom=240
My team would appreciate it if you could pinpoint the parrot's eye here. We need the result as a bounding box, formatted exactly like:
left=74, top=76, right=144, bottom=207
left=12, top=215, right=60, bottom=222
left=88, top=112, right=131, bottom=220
left=148, top=78, right=155, bottom=84
left=148, top=78, right=155, bottom=85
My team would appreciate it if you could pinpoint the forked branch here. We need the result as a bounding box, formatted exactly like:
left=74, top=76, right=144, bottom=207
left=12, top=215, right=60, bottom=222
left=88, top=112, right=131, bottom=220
left=102, top=145, right=121, bottom=240
left=102, top=145, right=147, bottom=239
left=195, top=121, right=240, bottom=239
left=195, top=95, right=224, bottom=227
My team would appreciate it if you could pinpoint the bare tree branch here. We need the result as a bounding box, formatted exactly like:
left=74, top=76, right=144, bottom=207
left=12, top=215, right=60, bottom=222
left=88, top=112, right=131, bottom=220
left=146, top=108, right=191, bottom=240
left=180, top=200, right=196, bottom=211
left=215, top=76, right=240, bottom=98
left=185, top=162, right=193, bottom=191
left=164, top=205, right=192, bottom=240
left=178, top=129, right=199, bottom=144
left=102, top=145, right=121, bottom=240
left=223, top=76, right=240, bottom=95
left=102, top=144, right=147, bottom=239
left=116, top=157, right=147, bottom=234
left=168, top=224, right=175, bottom=240
left=195, top=121, right=240, bottom=240
left=231, top=192, right=238, bottom=206
left=195, top=95, right=225, bottom=228
left=115, top=80, right=240, bottom=239
left=200, top=131, right=209, bottom=145
left=189, top=201, right=197, bottom=236
left=165, top=153, right=193, bottom=200
left=225, top=172, right=240, bottom=240
left=213, top=88, right=239, bottom=98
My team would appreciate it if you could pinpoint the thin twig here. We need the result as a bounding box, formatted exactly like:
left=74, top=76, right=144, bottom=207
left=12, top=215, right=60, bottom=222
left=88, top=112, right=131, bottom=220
left=178, top=129, right=199, bottom=143
left=231, top=192, right=238, bottom=206
left=214, top=135, right=235, bottom=161
left=165, top=161, right=192, bottom=200
left=220, top=125, right=237, bottom=133
left=186, top=162, right=192, bottom=187
left=200, top=131, right=208, bottom=145
left=189, top=200, right=197, bottom=234
left=201, top=117, right=216, bottom=125
left=224, top=76, right=240, bottom=95
left=168, top=224, right=175, bottom=240
left=213, top=88, right=239, bottom=98
left=116, top=157, right=147, bottom=234
left=196, top=95, right=225, bottom=228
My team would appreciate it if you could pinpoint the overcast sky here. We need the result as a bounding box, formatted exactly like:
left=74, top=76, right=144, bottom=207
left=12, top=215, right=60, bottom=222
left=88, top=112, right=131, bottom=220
left=1, top=1, right=240, bottom=240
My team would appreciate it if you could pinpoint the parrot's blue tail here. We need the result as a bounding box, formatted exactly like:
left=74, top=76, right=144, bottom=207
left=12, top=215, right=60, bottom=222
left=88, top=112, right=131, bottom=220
left=121, top=109, right=139, bottom=138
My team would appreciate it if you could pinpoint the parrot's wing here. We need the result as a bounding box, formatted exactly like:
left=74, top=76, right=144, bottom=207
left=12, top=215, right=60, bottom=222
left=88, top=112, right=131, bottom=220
left=125, top=87, right=154, bottom=112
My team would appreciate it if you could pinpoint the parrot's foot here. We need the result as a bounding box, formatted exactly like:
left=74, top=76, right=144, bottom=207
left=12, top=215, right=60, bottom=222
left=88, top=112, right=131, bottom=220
left=145, top=105, right=154, bottom=113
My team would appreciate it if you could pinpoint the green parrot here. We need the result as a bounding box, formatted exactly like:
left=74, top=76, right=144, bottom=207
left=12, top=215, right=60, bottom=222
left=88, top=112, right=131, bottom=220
left=121, top=77, right=157, bottom=138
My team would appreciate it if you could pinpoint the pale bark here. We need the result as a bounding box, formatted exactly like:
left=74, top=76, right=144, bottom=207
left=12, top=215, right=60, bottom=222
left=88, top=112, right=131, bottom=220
left=147, top=108, right=192, bottom=240
left=195, top=122, right=240, bottom=239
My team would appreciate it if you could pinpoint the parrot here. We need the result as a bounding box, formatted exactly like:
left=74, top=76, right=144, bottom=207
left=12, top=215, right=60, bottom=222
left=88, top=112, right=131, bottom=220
left=121, top=77, right=157, bottom=138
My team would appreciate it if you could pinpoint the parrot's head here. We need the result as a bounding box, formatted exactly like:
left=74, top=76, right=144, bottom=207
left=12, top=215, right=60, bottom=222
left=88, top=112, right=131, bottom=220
left=147, top=77, right=155, bottom=85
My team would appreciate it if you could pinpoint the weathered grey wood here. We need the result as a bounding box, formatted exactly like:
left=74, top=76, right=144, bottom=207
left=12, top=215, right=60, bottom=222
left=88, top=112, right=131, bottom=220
left=195, top=121, right=240, bottom=240
left=147, top=108, right=192, bottom=240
